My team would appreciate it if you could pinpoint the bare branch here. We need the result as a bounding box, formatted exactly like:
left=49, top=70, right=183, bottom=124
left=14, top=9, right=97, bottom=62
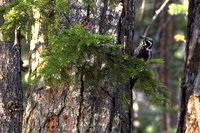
left=138, top=0, right=146, bottom=22
left=143, top=0, right=170, bottom=37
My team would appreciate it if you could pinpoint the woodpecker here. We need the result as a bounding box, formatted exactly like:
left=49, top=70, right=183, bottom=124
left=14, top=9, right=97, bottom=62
left=134, top=36, right=153, bottom=61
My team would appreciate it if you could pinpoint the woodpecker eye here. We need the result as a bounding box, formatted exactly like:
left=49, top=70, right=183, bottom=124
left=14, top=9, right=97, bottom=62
left=145, top=39, right=153, bottom=48
left=140, top=36, right=153, bottom=48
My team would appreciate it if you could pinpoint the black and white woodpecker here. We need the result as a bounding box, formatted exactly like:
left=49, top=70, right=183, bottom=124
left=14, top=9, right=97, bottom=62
left=134, top=36, right=153, bottom=62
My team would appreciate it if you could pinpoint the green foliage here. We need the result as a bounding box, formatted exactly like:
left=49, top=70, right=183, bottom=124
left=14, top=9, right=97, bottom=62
left=36, top=25, right=168, bottom=104
left=148, top=59, right=164, bottom=65
left=134, top=64, right=169, bottom=105
left=83, top=0, right=96, bottom=9
left=119, top=90, right=130, bottom=112
left=0, top=0, right=168, bottom=105
left=55, top=0, right=69, bottom=13
left=38, top=25, right=132, bottom=87
left=38, top=25, right=114, bottom=85
left=0, top=0, right=64, bottom=40
left=168, top=3, right=188, bottom=16
left=0, top=0, right=33, bottom=40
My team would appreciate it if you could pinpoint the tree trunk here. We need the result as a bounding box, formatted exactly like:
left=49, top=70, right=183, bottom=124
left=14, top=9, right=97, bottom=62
left=0, top=1, right=23, bottom=133
left=177, top=1, right=200, bottom=133
left=158, top=5, right=170, bottom=133
left=23, top=1, right=135, bottom=133
left=22, top=7, right=49, bottom=133
left=116, top=0, right=135, bottom=132
left=157, top=0, right=179, bottom=132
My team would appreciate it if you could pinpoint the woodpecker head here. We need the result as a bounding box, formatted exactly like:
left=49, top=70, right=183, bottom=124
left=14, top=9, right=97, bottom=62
left=140, top=36, right=153, bottom=49
left=134, top=36, right=153, bottom=61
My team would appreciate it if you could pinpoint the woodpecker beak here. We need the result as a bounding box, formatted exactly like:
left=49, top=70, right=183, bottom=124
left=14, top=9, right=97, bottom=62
left=139, top=35, right=146, bottom=39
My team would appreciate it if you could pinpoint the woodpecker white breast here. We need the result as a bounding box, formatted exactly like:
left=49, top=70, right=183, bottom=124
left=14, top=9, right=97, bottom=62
left=134, top=36, right=153, bottom=61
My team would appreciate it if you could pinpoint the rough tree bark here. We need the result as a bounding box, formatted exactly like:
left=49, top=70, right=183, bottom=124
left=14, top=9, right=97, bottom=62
left=0, top=0, right=23, bottom=133
left=23, top=1, right=135, bottom=133
left=116, top=0, right=135, bottom=132
left=177, top=1, right=200, bottom=133
left=22, top=7, right=50, bottom=133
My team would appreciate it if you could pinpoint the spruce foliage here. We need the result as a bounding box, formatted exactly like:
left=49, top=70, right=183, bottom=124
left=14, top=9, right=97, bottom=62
left=0, top=0, right=168, bottom=105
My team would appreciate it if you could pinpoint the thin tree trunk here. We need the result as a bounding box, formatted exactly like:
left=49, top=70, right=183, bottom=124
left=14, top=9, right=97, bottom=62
left=0, top=1, right=23, bottom=132
left=115, top=0, right=135, bottom=132
left=157, top=0, right=178, bottom=131
left=177, top=1, right=200, bottom=133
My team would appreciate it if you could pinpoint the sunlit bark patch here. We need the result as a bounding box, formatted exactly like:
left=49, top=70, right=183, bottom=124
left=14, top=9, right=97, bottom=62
left=185, top=95, right=200, bottom=133
left=47, top=113, right=58, bottom=133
